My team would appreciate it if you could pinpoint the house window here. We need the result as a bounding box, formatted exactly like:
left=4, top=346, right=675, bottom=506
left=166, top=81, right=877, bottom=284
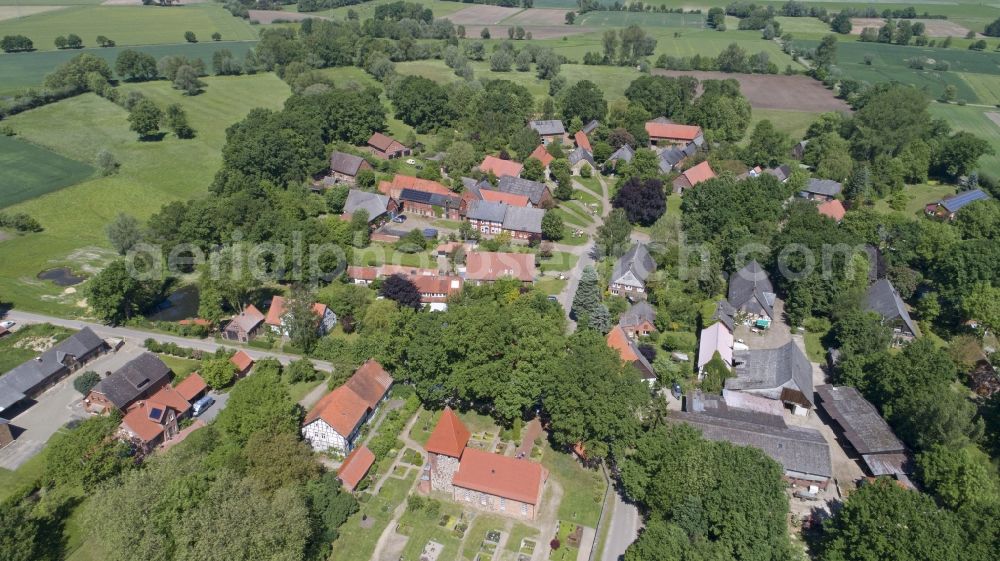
left=499, top=498, right=506, bottom=511
left=480, top=494, right=488, bottom=506
left=465, top=490, right=472, bottom=502
left=521, top=504, right=528, bottom=515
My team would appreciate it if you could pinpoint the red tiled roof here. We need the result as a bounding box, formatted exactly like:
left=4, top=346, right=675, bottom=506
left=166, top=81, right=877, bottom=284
left=817, top=199, right=846, bottom=222
left=574, top=130, right=592, bottom=152
left=230, top=350, right=254, bottom=373
left=681, top=161, right=716, bottom=187
left=174, top=373, right=207, bottom=402
left=606, top=326, right=640, bottom=362
left=425, top=407, right=471, bottom=458
left=344, top=359, right=393, bottom=409
left=465, top=252, right=536, bottom=282
left=529, top=145, right=553, bottom=168
left=480, top=156, right=523, bottom=178
left=304, top=385, right=370, bottom=437
left=338, top=445, right=376, bottom=490
left=481, top=190, right=530, bottom=207
left=413, top=275, right=462, bottom=302
left=378, top=174, right=452, bottom=199
left=645, top=122, right=702, bottom=141
left=121, top=386, right=191, bottom=443
left=264, top=295, right=327, bottom=327
left=452, top=447, right=547, bottom=505
left=228, top=305, right=264, bottom=333
left=368, top=132, right=406, bottom=153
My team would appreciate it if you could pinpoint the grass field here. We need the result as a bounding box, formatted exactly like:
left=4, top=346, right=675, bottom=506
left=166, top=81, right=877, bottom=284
left=773, top=16, right=832, bottom=34
left=956, top=72, right=1000, bottom=106
left=0, top=135, right=94, bottom=209
left=541, top=441, right=606, bottom=528
left=0, top=40, right=258, bottom=96
left=310, top=0, right=467, bottom=20
left=748, top=108, right=819, bottom=141
left=0, top=74, right=290, bottom=315
left=0, top=5, right=257, bottom=52
left=575, top=11, right=705, bottom=28
left=873, top=182, right=957, bottom=217
left=929, top=102, right=1000, bottom=178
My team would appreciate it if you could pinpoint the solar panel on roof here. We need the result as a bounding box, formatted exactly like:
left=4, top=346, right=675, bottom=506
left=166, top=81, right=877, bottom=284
left=399, top=188, right=434, bottom=204
left=148, top=407, right=164, bottom=421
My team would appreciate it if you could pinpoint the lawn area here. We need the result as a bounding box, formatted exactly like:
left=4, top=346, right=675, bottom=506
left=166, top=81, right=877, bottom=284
left=573, top=185, right=602, bottom=209
left=0, top=135, right=94, bottom=209
left=0, top=74, right=290, bottom=316
left=929, top=102, right=1000, bottom=178
left=748, top=108, right=819, bottom=141
left=0, top=323, right=73, bottom=374
left=873, top=182, right=957, bottom=217
left=396, top=499, right=466, bottom=561
left=665, top=192, right=682, bottom=220
left=541, top=442, right=606, bottom=528
left=0, top=40, right=258, bottom=96
left=0, top=5, right=257, bottom=52
left=288, top=377, right=326, bottom=403
left=409, top=406, right=439, bottom=447
left=773, top=16, right=831, bottom=34
left=536, top=277, right=568, bottom=295
left=505, top=522, right=541, bottom=554
left=159, top=354, right=200, bottom=380
left=329, top=471, right=417, bottom=561
left=956, top=72, right=1000, bottom=107
left=804, top=329, right=829, bottom=364
left=575, top=176, right=603, bottom=197
left=575, top=11, right=706, bottom=28
left=539, top=251, right=578, bottom=273
left=350, top=243, right=438, bottom=268
left=0, top=444, right=48, bottom=502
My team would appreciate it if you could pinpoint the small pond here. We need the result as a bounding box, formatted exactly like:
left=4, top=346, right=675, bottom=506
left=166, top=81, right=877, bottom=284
left=37, top=267, right=85, bottom=286
left=147, top=285, right=201, bottom=322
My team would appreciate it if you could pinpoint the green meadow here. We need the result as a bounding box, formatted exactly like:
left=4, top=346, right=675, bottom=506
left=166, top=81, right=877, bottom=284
left=929, top=103, right=1000, bottom=178
left=0, top=4, right=257, bottom=52
left=0, top=74, right=290, bottom=315
left=0, top=135, right=94, bottom=209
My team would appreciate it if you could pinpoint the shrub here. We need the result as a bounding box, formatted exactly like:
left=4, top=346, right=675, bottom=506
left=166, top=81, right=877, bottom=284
left=803, top=316, right=832, bottom=333
left=211, top=32, right=222, bottom=41
left=184, top=31, right=197, bottom=43
left=96, top=149, right=119, bottom=176
left=73, top=371, right=101, bottom=395
left=0, top=212, right=43, bottom=233
left=660, top=331, right=697, bottom=352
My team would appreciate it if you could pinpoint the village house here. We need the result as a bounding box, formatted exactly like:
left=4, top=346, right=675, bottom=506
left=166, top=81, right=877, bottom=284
left=792, top=139, right=809, bottom=159
left=581, top=120, right=600, bottom=135
left=568, top=146, right=596, bottom=175
left=120, top=382, right=193, bottom=452
left=320, top=151, right=372, bottom=186
left=345, top=265, right=461, bottom=310
left=606, top=325, right=657, bottom=382
left=610, top=243, right=655, bottom=298
left=221, top=305, right=265, bottom=343
left=378, top=175, right=462, bottom=220
left=86, top=352, right=172, bottom=414
left=726, top=341, right=814, bottom=414
left=816, top=385, right=913, bottom=486
left=926, top=188, right=990, bottom=220
left=174, top=373, right=208, bottom=404
left=338, top=445, right=376, bottom=492
left=618, top=301, right=657, bottom=339
left=528, top=119, right=567, bottom=145
left=607, top=144, right=635, bottom=168
left=817, top=199, right=846, bottom=222
left=698, top=321, right=734, bottom=374
left=465, top=200, right=544, bottom=241
left=230, top=350, right=254, bottom=377
left=865, top=278, right=919, bottom=342
left=528, top=145, right=554, bottom=173
left=727, top=260, right=775, bottom=321
left=492, top=176, right=552, bottom=208
left=765, top=164, right=792, bottom=183
left=464, top=252, right=536, bottom=285
left=346, top=264, right=438, bottom=285
left=800, top=178, right=843, bottom=201
left=658, top=142, right=697, bottom=173
left=480, top=155, right=524, bottom=179
left=676, top=391, right=832, bottom=484
left=264, top=295, right=337, bottom=337
left=422, top=407, right=548, bottom=520
left=343, top=189, right=396, bottom=226
left=302, top=360, right=393, bottom=454
left=645, top=119, right=704, bottom=148
left=573, top=130, right=592, bottom=152
left=367, top=132, right=410, bottom=160
left=672, top=161, right=716, bottom=193
left=0, top=327, right=107, bottom=416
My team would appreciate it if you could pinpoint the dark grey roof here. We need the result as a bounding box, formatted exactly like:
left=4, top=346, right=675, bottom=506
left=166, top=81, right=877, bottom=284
left=804, top=178, right=843, bottom=197
left=712, top=300, right=736, bottom=332
left=727, top=260, right=775, bottom=318
left=496, top=176, right=549, bottom=206
left=466, top=200, right=507, bottom=223
left=461, top=177, right=483, bottom=196
left=939, top=189, right=988, bottom=213
left=620, top=301, right=656, bottom=328
left=865, top=279, right=918, bottom=337
left=582, top=120, right=599, bottom=134
left=608, top=144, right=634, bottom=163
left=765, top=165, right=791, bottom=182
left=864, top=244, right=885, bottom=283
left=529, top=119, right=565, bottom=136
left=612, top=243, right=656, bottom=288
left=502, top=206, right=544, bottom=234
left=344, top=189, right=390, bottom=219
left=0, top=328, right=106, bottom=413
left=671, top=410, right=832, bottom=479
left=92, top=352, right=171, bottom=410
left=398, top=188, right=459, bottom=208
left=816, top=385, right=906, bottom=455
left=329, top=151, right=366, bottom=176
left=658, top=146, right=686, bottom=173
left=727, top=341, right=814, bottom=406
left=568, top=147, right=595, bottom=168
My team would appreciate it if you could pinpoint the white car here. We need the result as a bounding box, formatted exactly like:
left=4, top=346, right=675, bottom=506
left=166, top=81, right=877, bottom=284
left=406, top=158, right=416, bottom=165
left=0, top=321, right=14, bottom=329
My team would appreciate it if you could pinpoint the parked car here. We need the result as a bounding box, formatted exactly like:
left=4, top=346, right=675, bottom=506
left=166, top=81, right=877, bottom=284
left=0, top=321, right=14, bottom=329
left=192, top=395, right=216, bottom=416
left=546, top=295, right=559, bottom=302
left=392, top=214, right=407, bottom=223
